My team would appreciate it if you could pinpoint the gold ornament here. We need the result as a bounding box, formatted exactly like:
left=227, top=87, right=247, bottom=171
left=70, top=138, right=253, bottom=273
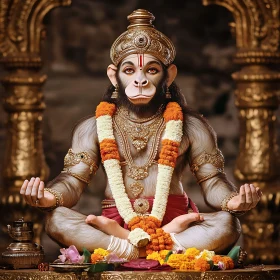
left=190, top=149, right=225, bottom=174
left=110, top=9, right=176, bottom=66
left=38, top=188, right=64, bottom=212
left=166, top=87, right=171, bottom=99
left=133, top=198, right=150, bottom=214
left=113, top=109, right=165, bottom=181
left=111, top=84, right=119, bottom=99
left=63, top=149, right=98, bottom=174
left=116, top=106, right=163, bottom=151
left=128, top=181, right=144, bottom=198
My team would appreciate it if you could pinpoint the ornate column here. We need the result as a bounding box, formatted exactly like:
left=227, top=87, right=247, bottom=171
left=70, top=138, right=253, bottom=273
left=203, top=0, right=280, bottom=263
left=0, top=0, right=71, bottom=242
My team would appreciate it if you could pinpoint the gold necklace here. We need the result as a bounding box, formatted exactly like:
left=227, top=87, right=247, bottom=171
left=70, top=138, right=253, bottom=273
left=113, top=111, right=165, bottom=197
left=116, top=106, right=164, bottom=151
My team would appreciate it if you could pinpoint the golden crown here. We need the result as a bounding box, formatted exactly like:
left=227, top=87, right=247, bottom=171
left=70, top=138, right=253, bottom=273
left=110, top=9, right=176, bottom=66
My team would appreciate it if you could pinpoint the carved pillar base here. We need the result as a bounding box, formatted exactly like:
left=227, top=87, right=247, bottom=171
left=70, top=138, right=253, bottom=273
left=241, top=183, right=280, bottom=264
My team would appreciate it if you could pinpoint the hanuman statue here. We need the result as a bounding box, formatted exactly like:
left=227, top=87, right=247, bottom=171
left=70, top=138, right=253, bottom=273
left=20, top=9, right=261, bottom=259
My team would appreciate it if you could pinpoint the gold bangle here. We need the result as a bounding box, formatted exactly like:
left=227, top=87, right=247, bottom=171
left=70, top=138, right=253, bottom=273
left=37, top=188, right=63, bottom=212
left=45, top=188, right=64, bottom=208
left=61, top=169, right=90, bottom=184
left=197, top=171, right=223, bottom=184
left=221, top=192, right=246, bottom=216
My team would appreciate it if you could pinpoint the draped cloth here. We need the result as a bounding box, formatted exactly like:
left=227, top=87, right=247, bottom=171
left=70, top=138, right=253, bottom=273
left=101, top=193, right=199, bottom=229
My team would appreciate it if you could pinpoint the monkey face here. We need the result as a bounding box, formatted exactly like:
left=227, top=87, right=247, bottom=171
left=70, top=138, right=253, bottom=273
left=117, top=54, right=164, bottom=105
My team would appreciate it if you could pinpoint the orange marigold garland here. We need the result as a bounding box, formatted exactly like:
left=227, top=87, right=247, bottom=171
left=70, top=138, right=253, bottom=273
left=100, top=139, right=120, bottom=162
left=163, top=102, right=183, bottom=121
left=95, top=102, right=116, bottom=118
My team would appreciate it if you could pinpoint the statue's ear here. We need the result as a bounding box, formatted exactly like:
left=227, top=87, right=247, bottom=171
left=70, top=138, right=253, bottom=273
left=107, top=64, right=118, bottom=86
left=166, top=64, right=177, bottom=87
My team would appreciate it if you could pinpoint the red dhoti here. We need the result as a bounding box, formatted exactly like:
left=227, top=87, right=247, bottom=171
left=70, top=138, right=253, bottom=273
left=101, top=193, right=198, bottom=229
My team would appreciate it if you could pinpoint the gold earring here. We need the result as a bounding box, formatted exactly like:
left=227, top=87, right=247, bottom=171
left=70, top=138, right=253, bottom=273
left=166, top=87, right=171, bottom=99
left=111, top=84, right=118, bottom=99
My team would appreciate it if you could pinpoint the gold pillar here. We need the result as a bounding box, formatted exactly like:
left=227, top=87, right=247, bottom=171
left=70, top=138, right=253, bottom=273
left=203, top=0, right=280, bottom=263
left=0, top=0, right=71, bottom=242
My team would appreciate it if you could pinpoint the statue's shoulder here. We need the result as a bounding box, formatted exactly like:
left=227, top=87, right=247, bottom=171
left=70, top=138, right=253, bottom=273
left=72, top=115, right=98, bottom=143
left=182, top=109, right=217, bottom=143
left=73, top=115, right=97, bottom=133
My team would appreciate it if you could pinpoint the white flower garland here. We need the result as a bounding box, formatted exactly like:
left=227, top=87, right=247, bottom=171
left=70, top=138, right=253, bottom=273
left=96, top=103, right=183, bottom=246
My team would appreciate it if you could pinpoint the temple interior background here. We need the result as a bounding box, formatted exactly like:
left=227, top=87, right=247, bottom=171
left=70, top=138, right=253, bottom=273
left=0, top=0, right=279, bottom=264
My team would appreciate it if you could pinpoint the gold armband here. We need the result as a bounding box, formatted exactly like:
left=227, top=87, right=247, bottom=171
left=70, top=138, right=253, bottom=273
left=221, top=192, right=246, bottom=217
left=62, top=149, right=98, bottom=184
left=64, top=149, right=98, bottom=174
left=197, top=171, right=222, bottom=184
left=38, top=188, right=63, bottom=212
left=61, top=169, right=90, bottom=184
left=190, top=149, right=225, bottom=174
left=190, top=149, right=225, bottom=184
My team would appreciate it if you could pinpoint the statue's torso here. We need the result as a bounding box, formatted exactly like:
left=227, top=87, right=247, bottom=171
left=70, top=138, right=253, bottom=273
left=103, top=108, right=190, bottom=199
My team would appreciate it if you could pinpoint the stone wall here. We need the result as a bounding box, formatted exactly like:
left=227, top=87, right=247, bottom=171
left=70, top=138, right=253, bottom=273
left=1, top=0, right=278, bottom=262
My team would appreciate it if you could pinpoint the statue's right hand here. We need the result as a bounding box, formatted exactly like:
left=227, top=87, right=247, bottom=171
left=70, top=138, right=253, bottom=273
left=20, top=177, right=56, bottom=208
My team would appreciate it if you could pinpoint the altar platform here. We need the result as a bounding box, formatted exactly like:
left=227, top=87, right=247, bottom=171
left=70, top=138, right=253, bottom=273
left=0, top=266, right=279, bottom=280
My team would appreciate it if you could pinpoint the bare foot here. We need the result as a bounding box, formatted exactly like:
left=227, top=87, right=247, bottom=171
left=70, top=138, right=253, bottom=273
left=162, top=213, right=204, bottom=234
left=86, top=215, right=130, bottom=240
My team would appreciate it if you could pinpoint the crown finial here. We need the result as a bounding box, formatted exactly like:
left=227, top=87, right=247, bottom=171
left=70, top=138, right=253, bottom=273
left=127, top=9, right=155, bottom=29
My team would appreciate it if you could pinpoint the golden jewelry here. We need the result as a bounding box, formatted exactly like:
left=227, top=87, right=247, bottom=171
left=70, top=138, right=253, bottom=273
left=166, top=87, right=171, bottom=99
left=133, top=198, right=150, bottom=214
left=101, top=204, right=116, bottom=209
left=64, top=149, right=98, bottom=175
left=197, top=170, right=224, bottom=184
left=190, top=149, right=225, bottom=174
left=38, top=188, right=63, bottom=212
left=221, top=192, right=246, bottom=216
left=116, top=106, right=164, bottom=151
left=129, top=181, right=144, bottom=198
left=113, top=110, right=165, bottom=181
left=111, top=84, right=119, bottom=99
left=45, top=188, right=63, bottom=207
left=110, top=9, right=176, bottom=66
left=61, top=169, right=90, bottom=184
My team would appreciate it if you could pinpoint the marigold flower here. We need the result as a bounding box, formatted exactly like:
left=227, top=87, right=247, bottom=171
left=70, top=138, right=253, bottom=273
left=90, top=253, right=104, bottom=264
left=221, top=256, right=234, bottom=269
left=180, top=260, right=195, bottom=270
left=194, top=258, right=210, bottom=271
left=163, top=102, right=183, bottom=121
left=96, top=102, right=116, bottom=117
left=212, top=255, right=223, bottom=264
left=93, top=248, right=109, bottom=257
left=184, top=247, right=200, bottom=260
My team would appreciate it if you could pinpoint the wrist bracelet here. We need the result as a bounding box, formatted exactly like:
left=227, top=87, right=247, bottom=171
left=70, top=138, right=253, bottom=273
left=221, top=192, right=246, bottom=216
left=38, top=188, right=63, bottom=212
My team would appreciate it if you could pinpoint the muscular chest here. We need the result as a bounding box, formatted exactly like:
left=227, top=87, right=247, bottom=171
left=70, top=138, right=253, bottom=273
left=103, top=112, right=190, bottom=199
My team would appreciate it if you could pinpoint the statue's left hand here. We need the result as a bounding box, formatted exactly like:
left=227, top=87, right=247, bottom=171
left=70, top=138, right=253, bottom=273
left=227, top=184, right=262, bottom=211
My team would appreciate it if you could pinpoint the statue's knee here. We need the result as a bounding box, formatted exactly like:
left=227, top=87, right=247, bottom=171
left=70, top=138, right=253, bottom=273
left=45, top=207, right=65, bottom=235
left=218, top=211, right=241, bottom=239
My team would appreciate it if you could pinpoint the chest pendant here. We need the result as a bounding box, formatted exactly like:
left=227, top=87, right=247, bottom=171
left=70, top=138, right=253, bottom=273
left=113, top=107, right=165, bottom=200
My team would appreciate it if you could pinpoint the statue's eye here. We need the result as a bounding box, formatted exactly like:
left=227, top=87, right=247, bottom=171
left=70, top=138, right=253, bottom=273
left=147, top=68, right=159, bottom=74
left=124, top=68, right=134, bottom=74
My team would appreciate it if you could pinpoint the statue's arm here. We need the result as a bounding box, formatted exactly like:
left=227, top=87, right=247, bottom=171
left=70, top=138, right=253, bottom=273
left=46, top=116, right=101, bottom=208
left=185, top=115, right=236, bottom=211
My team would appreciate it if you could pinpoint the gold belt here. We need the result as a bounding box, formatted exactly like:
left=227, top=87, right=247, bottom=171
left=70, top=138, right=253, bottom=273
left=101, top=198, right=150, bottom=215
